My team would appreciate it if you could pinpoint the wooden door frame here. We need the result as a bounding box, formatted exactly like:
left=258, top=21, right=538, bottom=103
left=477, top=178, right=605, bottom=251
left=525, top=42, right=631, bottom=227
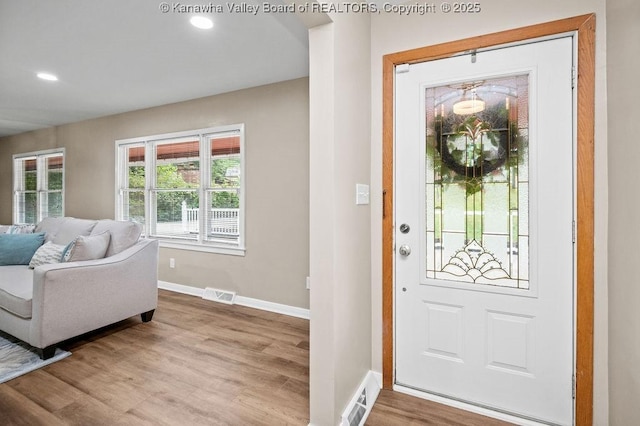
left=382, top=14, right=596, bottom=425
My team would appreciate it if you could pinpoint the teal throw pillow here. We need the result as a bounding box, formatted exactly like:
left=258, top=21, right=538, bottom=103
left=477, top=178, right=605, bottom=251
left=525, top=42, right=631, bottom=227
left=0, top=232, right=46, bottom=265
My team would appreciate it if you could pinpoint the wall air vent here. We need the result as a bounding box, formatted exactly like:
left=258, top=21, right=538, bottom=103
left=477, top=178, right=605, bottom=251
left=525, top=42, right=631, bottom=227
left=347, top=389, right=367, bottom=426
left=340, top=371, right=381, bottom=426
left=202, top=287, right=236, bottom=305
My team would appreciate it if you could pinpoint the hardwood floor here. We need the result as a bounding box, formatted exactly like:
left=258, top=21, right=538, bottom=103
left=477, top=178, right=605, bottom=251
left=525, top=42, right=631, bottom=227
left=368, top=390, right=513, bottom=425
left=1, top=290, right=512, bottom=425
left=1, top=290, right=309, bottom=425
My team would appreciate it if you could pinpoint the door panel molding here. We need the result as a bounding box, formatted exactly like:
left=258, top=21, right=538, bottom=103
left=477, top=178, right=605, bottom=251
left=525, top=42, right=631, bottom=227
left=382, top=14, right=595, bottom=425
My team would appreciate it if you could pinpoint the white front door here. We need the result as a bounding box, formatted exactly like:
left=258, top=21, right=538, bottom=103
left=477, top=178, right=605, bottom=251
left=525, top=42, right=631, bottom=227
left=395, top=38, right=574, bottom=425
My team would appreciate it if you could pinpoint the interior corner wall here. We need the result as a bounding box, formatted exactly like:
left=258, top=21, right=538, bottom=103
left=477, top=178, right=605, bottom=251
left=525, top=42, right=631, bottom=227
left=606, top=0, right=640, bottom=424
left=369, top=1, right=608, bottom=424
left=0, top=78, right=311, bottom=310
left=308, top=12, right=372, bottom=426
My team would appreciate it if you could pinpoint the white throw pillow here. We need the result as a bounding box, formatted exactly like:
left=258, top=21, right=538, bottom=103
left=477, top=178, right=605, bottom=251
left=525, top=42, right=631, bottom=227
left=62, top=231, right=111, bottom=262
left=8, top=224, right=36, bottom=234
left=29, top=241, right=66, bottom=269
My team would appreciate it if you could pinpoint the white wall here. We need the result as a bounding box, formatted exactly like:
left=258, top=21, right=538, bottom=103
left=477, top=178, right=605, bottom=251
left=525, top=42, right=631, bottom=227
left=308, top=11, right=372, bottom=426
left=369, top=1, right=608, bottom=423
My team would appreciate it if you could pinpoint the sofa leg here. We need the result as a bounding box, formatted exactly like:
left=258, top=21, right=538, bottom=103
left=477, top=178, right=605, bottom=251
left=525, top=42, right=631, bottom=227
left=38, top=346, right=56, bottom=360
left=141, top=309, right=155, bottom=322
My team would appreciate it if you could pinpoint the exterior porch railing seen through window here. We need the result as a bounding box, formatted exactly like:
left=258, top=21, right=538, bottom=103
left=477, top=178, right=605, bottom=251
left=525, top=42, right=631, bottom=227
left=181, top=202, right=240, bottom=237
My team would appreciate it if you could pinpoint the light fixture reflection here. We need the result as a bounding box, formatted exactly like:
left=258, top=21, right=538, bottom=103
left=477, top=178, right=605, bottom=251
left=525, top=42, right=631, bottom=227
left=453, top=90, right=485, bottom=115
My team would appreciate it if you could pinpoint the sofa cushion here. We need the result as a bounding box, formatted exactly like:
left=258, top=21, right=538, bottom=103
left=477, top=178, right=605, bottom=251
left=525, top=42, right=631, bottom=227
left=90, top=220, right=142, bottom=256
left=0, top=233, right=45, bottom=266
left=63, top=231, right=111, bottom=262
left=36, top=217, right=97, bottom=245
left=35, top=217, right=67, bottom=242
left=54, top=219, right=98, bottom=245
left=0, top=266, right=34, bottom=319
left=29, top=241, right=66, bottom=269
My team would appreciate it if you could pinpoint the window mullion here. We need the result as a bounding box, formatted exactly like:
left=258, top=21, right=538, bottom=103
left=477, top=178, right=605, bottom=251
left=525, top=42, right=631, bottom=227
left=36, top=155, right=45, bottom=222
left=147, top=142, right=155, bottom=238
left=59, top=153, right=65, bottom=218
left=116, top=146, right=125, bottom=221
left=238, top=125, right=245, bottom=249
left=200, top=134, right=211, bottom=243
left=13, top=159, right=23, bottom=223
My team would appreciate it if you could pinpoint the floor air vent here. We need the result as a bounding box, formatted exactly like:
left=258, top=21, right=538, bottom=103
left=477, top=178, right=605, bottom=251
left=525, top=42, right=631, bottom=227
left=202, top=287, right=236, bottom=305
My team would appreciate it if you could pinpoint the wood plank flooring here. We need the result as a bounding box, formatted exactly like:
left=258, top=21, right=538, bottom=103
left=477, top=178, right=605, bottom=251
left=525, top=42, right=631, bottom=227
left=367, top=390, right=513, bottom=425
left=1, top=290, right=309, bottom=425
left=1, top=290, right=512, bottom=425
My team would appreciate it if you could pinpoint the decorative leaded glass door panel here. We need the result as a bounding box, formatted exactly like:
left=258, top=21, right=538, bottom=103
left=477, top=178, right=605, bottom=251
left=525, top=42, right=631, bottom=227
left=395, top=38, right=575, bottom=425
left=425, top=74, right=530, bottom=290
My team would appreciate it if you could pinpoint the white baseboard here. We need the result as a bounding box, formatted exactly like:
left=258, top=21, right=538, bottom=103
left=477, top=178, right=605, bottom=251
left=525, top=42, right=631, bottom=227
left=234, top=295, right=310, bottom=319
left=158, top=281, right=205, bottom=297
left=340, top=370, right=382, bottom=426
left=157, top=281, right=310, bottom=320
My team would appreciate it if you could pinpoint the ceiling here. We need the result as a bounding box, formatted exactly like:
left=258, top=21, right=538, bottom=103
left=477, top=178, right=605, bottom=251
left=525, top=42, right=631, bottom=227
left=0, top=0, right=310, bottom=137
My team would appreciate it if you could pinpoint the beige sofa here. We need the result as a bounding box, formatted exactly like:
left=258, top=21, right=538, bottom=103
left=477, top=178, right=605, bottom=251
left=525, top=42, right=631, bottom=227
left=0, top=217, right=158, bottom=359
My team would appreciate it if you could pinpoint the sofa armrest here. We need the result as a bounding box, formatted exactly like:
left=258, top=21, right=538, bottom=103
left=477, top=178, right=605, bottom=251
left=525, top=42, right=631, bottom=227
left=28, top=238, right=159, bottom=348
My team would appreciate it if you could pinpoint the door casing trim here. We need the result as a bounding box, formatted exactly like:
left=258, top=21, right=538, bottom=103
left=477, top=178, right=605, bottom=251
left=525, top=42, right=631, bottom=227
left=381, top=14, right=596, bottom=425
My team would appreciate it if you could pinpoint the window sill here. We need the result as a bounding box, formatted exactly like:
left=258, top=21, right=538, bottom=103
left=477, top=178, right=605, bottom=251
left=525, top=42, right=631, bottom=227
left=158, top=239, right=246, bottom=256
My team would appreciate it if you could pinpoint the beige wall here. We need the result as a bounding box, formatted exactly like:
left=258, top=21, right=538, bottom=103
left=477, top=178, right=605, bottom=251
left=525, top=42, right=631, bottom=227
left=1, top=3, right=629, bottom=423
left=308, top=12, right=372, bottom=425
left=607, top=0, right=640, bottom=423
left=369, top=1, right=609, bottom=424
left=0, top=78, right=311, bottom=309
left=309, top=22, right=337, bottom=424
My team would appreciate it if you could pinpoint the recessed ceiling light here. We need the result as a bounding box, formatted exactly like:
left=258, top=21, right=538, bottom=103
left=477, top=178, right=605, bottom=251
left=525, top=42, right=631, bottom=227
left=190, top=16, right=213, bottom=30
left=37, top=72, right=58, bottom=81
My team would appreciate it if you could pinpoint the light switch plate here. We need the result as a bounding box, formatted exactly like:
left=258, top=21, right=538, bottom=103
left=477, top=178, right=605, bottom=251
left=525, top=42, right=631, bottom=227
left=356, top=184, right=370, bottom=205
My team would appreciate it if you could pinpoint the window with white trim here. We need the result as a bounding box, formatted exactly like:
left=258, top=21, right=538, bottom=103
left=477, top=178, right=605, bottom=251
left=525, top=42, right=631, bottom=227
left=116, top=125, right=244, bottom=254
left=13, top=149, right=65, bottom=224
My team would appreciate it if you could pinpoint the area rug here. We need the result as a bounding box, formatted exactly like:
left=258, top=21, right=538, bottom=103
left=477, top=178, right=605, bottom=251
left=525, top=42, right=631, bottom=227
left=0, top=331, right=71, bottom=384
